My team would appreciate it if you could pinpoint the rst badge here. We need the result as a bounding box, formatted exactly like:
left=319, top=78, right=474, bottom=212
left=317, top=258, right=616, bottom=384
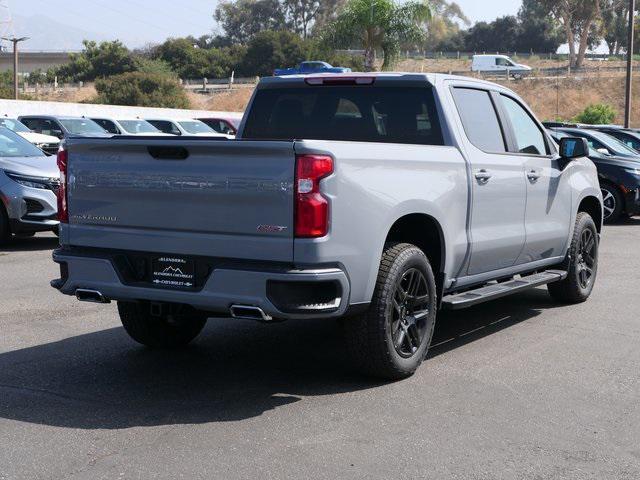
left=257, top=225, right=288, bottom=233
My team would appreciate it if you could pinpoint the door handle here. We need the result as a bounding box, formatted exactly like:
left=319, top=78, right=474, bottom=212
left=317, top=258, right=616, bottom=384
left=474, top=169, right=492, bottom=183
left=527, top=169, right=541, bottom=181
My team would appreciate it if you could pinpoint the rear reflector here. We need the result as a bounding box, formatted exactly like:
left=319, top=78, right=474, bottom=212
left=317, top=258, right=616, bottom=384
left=305, top=76, right=375, bottom=86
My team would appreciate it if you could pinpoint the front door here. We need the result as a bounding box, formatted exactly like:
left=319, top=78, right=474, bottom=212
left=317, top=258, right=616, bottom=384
left=450, top=86, right=527, bottom=276
left=498, top=94, right=571, bottom=263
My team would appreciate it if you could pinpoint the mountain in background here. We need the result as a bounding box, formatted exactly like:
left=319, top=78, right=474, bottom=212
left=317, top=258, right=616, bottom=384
left=10, top=14, right=147, bottom=51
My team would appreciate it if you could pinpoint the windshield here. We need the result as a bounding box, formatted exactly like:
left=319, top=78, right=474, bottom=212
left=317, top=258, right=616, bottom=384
left=0, top=118, right=30, bottom=133
left=588, top=130, right=639, bottom=154
left=549, top=130, right=599, bottom=156
left=0, top=127, right=46, bottom=157
left=59, top=118, right=108, bottom=135
left=177, top=120, right=215, bottom=134
left=118, top=120, right=161, bottom=134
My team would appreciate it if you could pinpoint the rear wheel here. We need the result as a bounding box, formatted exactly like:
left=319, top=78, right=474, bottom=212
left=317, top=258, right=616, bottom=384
left=600, top=184, right=623, bottom=223
left=118, top=301, right=208, bottom=348
left=548, top=212, right=598, bottom=303
left=344, top=243, right=437, bottom=379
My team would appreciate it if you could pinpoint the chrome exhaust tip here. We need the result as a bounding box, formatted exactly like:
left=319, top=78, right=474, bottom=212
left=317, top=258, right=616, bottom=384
left=229, top=304, right=273, bottom=322
left=75, top=289, right=110, bottom=304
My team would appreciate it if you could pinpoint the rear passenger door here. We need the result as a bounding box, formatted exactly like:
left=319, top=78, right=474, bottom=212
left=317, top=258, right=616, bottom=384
left=497, top=94, right=571, bottom=264
left=450, top=86, right=527, bottom=275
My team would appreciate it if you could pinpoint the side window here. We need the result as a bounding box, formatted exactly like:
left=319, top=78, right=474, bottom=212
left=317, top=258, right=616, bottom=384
left=496, top=58, right=508, bottom=66
left=613, top=132, right=640, bottom=150
left=500, top=95, right=548, bottom=155
left=582, top=135, right=606, bottom=152
left=149, top=120, right=180, bottom=135
left=95, top=119, right=119, bottom=134
left=452, top=87, right=506, bottom=153
left=38, top=120, right=63, bottom=138
left=21, top=118, right=41, bottom=132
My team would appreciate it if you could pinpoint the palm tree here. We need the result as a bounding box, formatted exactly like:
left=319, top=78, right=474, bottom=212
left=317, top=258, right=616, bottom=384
left=324, top=0, right=431, bottom=71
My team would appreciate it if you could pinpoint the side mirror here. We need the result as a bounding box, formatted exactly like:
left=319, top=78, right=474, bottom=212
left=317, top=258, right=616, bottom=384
left=559, top=137, right=588, bottom=159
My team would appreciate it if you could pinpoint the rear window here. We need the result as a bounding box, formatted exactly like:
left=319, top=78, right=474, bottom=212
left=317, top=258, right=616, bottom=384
left=243, top=86, right=444, bottom=145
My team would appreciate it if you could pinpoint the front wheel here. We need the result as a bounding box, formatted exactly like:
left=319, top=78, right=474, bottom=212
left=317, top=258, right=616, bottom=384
left=118, top=301, right=208, bottom=348
left=548, top=212, right=598, bottom=303
left=344, top=243, right=437, bottom=380
left=601, top=184, right=623, bottom=223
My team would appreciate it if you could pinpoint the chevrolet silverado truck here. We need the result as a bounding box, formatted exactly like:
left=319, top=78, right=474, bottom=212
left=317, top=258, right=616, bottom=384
left=51, top=73, right=603, bottom=379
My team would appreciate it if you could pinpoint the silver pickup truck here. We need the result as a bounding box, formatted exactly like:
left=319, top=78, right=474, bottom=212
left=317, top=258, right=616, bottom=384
left=51, top=73, right=602, bottom=379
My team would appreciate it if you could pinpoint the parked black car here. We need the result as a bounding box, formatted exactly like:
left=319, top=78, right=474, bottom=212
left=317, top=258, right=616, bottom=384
left=549, top=129, right=640, bottom=222
left=557, top=127, right=640, bottom=160
left=588, top=126, right=640, bottom=153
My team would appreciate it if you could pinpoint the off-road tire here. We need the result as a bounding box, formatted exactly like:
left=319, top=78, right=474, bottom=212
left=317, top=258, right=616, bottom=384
left=548, top=212, right=598, bottom=303
left=118, top=301, right=208, bottom=348
left=344, top=243, right=437, bottom=380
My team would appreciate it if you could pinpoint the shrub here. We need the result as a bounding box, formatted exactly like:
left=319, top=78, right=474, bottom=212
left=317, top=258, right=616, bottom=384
left=93, top=72, right=191, bottom=109
left=573, top=103, right=617, bottom=125
left=55, top=40, right=137, bottom=82
left=239, top=30, right=309, bottom=77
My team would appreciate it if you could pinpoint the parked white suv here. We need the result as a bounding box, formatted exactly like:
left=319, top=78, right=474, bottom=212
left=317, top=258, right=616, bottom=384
left=0, top=117, right=59, bottom=155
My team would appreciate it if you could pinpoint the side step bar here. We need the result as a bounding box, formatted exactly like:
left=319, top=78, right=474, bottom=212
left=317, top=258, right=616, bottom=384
left=442, top=270, right=567, bottom=310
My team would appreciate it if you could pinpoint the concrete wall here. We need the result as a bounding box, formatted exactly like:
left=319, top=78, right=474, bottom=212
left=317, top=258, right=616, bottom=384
left=0, top=99, right=245, bottom=120
left=0, top=52, right=72, bottom=75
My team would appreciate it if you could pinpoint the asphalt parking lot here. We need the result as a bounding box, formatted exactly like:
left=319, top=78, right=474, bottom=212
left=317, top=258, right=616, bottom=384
left=1, top=224, right=639, bottom=480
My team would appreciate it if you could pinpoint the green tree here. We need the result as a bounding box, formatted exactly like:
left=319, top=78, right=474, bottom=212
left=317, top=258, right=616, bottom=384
left=239, top=30, right=309, bottom=76
left=425, top=0, right=469, bottom=51
left=152, top=38, right=239, bottom=79
left=283, top=0, right=322, bottom=38
left=214, top=0, right=287, bottom=44
left=574, top=103, right=617, bottom=124
left=537, top=0, right=626, bottom=67
left=324, top=0, right=431, bottom=71
left=516, top=0, right=563, bottom=52
left=55, top=40, right=136, bottom=82
left=601, top=1, right=632, bottom=55
left=463, top=17, right=521, bottom=52
left=152, top=38, right=212, bottom=78
left=93, top=72, right=191, bottom=109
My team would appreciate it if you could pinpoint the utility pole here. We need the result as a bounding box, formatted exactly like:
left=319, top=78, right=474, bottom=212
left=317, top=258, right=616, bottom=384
left=625, top=0, right=636, bottom=128
left=1, top=36, right=28, bottom=100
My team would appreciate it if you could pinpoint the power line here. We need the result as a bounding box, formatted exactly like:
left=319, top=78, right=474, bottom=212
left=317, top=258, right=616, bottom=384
left=89, top=0, right=214, bottom=34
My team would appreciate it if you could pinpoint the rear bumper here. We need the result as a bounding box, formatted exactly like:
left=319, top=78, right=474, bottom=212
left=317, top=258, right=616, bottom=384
left=623, top=187, right=640, bottom=216
left=51, top=248, right=351, bottom=320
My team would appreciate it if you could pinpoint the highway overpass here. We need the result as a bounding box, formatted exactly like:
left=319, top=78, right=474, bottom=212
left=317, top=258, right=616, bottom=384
left=0, top=51, right=72, bottom=74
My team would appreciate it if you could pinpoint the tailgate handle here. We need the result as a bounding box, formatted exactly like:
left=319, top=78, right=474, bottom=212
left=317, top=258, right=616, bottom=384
left=147, top=146, right=189, bottom=160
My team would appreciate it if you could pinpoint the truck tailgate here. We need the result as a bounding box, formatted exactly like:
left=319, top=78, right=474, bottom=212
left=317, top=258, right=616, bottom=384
left=65, top=138, right=295, bottom=262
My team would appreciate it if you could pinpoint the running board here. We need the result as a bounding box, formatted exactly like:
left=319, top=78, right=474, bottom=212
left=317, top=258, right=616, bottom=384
left=442, top=270, right=567, bottom=310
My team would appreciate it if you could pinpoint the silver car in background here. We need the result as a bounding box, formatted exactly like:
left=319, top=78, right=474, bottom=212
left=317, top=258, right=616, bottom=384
left=0, top=127, right=59, bottom=242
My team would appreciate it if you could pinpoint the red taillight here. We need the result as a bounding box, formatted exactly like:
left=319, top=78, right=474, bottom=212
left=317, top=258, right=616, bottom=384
left=56, top=147, right=68, bottom=223
left=295, top=154, right=333, bottom=238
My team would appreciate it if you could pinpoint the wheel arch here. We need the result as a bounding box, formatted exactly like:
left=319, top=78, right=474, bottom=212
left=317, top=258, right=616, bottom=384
left=384, top=213, right=446, bottom=297
left=577, top=195, right=603, bottom=233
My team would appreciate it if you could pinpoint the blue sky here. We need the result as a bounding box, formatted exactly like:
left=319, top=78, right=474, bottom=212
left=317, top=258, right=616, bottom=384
left=9, top=0, right=520, bottom=50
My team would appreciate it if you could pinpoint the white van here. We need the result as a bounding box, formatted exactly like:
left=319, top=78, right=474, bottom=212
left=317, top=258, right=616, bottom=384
left=471, top=55, right=532, bottom=77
